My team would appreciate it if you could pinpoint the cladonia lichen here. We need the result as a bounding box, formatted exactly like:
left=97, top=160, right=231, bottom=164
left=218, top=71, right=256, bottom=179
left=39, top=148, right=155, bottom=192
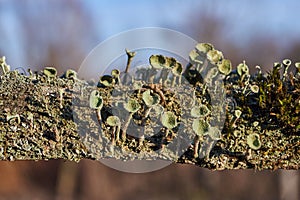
left=0, top=42, right=299, bottom=170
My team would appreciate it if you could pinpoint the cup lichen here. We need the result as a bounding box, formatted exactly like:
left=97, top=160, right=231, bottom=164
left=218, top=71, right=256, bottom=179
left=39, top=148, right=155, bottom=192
left=237, top=61, right=249, bottom=77
left=217, top=59, right=232, bottom=75
left=247, top=133, right=261, bottom=150
left=99, top=75, right=115, bottom=87
left=122, top=98, right=141, bottom=141
left=64, top=69, right=77, bottom=79
left=206, top=49, right=224, bottom=64
left=195, top=43, right=214, bottom=54
left=111, top=69, right=121, bottom=84
left=0, top=41, right=299, bottom=170
left=161, top=111, right=178, bottom=130
left=106, top=116, right=121, bottom=143
left=149, top=54, right=166, bottom=70
left=43, top=67, right=57, bottom=79
left=191, top=104, right=210, bottom=118
left=192, top=118, right=209, bottom=136
left=0, top=56, right=10, bottom=75
left=89, top=90, right=103, bottom=123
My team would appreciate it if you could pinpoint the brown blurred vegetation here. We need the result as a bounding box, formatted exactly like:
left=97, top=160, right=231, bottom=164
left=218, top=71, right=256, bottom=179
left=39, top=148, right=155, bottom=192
left=0, top=1, right=299, bottom=200
left=0, top=160, right=282, bottom=200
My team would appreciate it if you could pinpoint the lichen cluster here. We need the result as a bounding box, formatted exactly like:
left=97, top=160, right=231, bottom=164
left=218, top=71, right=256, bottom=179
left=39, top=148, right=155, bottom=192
left=0, top=57, right=89, bottom=161
left=82, top=52, right=192, bottom=161
left=186, top=44, right=299, bottom=170
left=0, top=41, right=299, bottom=171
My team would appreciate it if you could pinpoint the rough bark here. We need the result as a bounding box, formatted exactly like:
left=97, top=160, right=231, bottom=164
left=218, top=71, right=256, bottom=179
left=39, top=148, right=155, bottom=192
left=0, top=52, right=299, bottom=170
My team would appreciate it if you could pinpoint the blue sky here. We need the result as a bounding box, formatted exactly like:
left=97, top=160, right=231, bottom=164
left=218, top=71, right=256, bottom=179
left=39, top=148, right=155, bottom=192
left=1, top=0, right=300, bottom=69
left=84, top=0, right=300, bottom=44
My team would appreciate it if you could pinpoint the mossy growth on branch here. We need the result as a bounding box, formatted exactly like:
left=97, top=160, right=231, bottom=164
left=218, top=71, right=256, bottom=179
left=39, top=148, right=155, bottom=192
left=0, top=43, right=299, bottom=171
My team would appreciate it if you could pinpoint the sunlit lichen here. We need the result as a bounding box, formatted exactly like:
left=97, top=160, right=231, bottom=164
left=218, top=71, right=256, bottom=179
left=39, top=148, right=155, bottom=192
left=111, top=69, right=121, bottom=84
left=192, top=118, right=209, bottom=136
left=250, top=85, right=259, bottom=93
left=149, top=54, right=166, bottom=70
left=89, top=90, right=103, bottom=124
left=189, top=49, right=202, bottom=64
left=99, top=75, right=115, bottom=87
left=217, top=59, right=232, bottom=75
left=206, top=49, right=223, bottom=64
left=65, top=69, right=77, bottom=79
left=191, top=105, right=210, bottom=118
left=106, top=116, right=121, bottom=143
left=195, top=43, right=214, bottom=54
left=208, top=126, right=221, bottom=140
left=161, top=111, right=177, bottom=130
left=171, top=62, right=183, bottom=86
left=237, top=61, right=249, bottom=76
left=122, top=98, right=141, bottom=141
left=0, top=42, right=299, bottom=170
left=142, top=89, right=160, bottom=107
left=89, top=90, right=103, bottom=110
left=43, top=67, right=57, bottom=79
left=247, top=133, right=261, bottom=150
left=142, top=89, right=161, bottom=117
left=125, top=49, right=136, bottom=73
left=0, top=56, right=10, bottom=75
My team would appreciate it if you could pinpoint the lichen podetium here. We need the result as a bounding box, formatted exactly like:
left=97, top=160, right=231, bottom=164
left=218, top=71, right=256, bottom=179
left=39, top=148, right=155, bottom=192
left=0, top=43, right=299, bottom=171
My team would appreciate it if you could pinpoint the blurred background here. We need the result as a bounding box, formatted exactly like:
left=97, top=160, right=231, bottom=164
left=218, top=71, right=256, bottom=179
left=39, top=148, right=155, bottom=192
left=0, top=0, right=299, bottom=199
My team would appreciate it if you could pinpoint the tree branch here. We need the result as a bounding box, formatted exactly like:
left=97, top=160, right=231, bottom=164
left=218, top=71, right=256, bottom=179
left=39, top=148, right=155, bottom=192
left=0, top=45, right=299, bottom=170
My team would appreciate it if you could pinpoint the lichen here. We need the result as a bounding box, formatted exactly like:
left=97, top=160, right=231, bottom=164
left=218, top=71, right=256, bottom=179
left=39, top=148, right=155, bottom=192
left=0, top=42, right=299, bottom=170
